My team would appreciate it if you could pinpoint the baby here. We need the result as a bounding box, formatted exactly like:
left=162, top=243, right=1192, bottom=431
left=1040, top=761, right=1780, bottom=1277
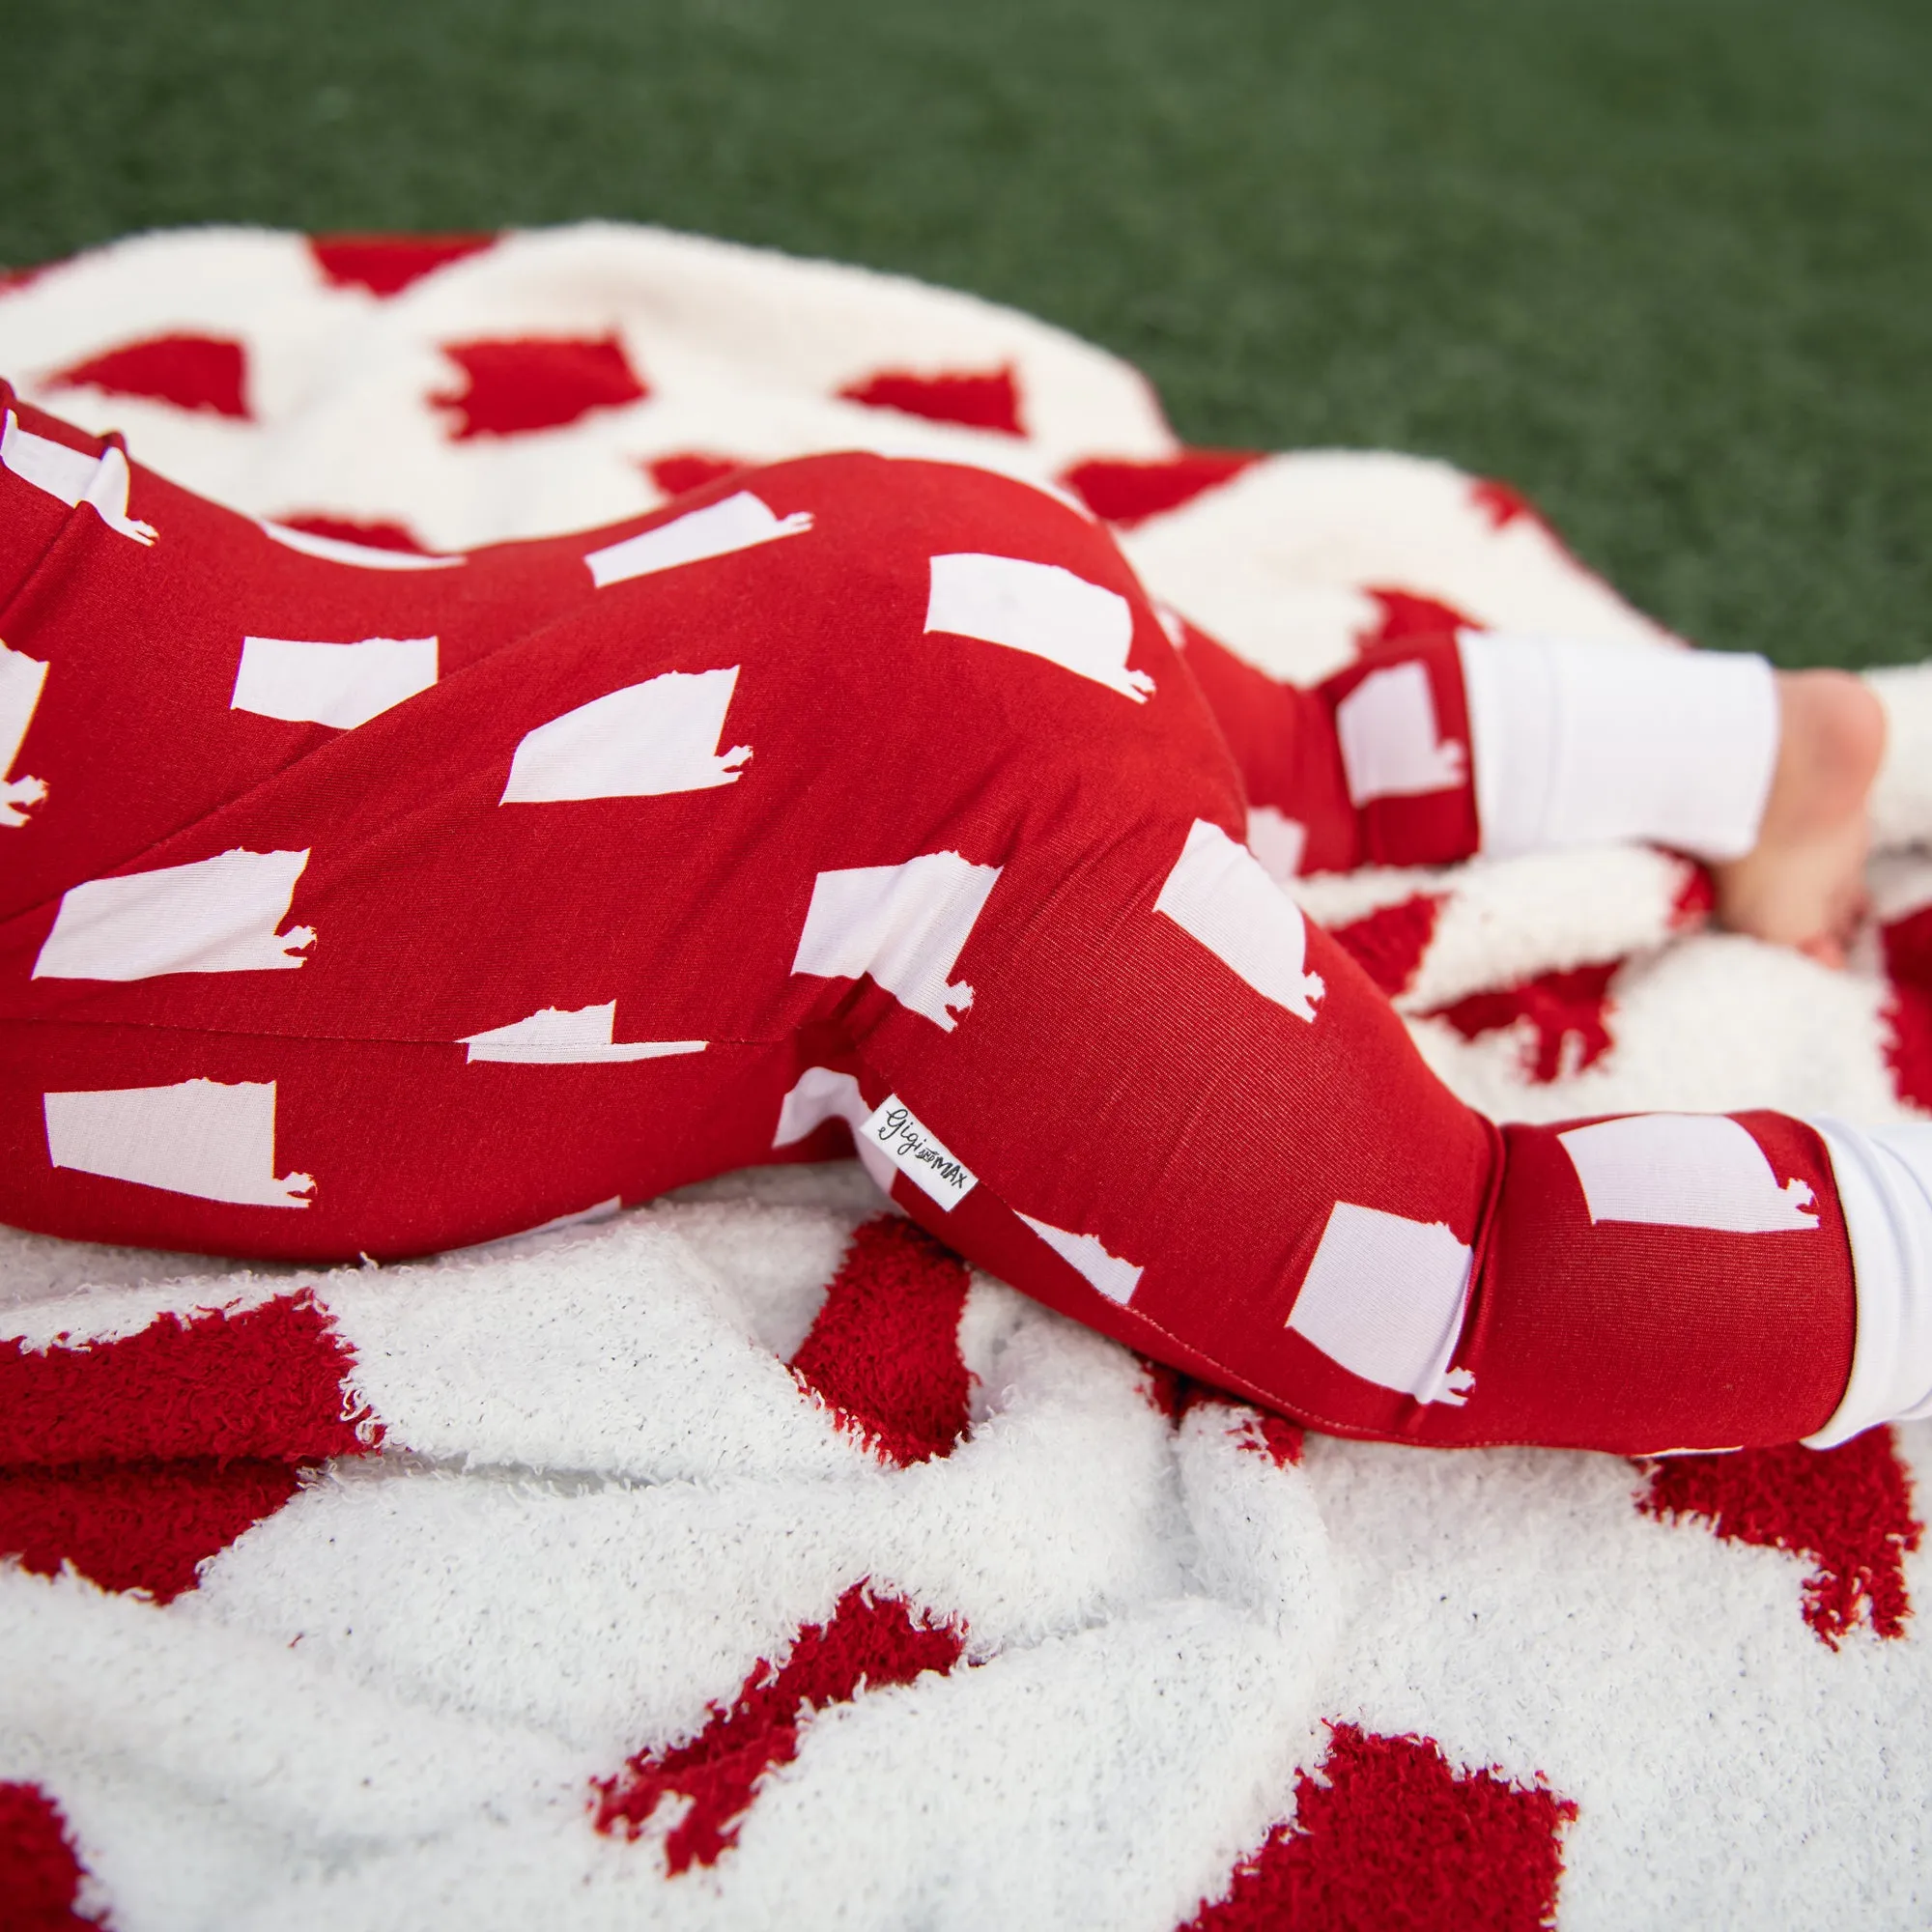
left=1, top=382, right=1921, bottom=1463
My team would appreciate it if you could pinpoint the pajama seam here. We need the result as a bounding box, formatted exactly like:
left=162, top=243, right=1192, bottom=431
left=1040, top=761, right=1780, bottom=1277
left=0, top=434, right=136, bottom=626
left=0, top=1014, right=790, bottom=1050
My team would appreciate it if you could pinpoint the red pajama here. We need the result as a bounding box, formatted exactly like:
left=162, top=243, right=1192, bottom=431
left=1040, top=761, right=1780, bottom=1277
left=0, top=386, right=1857, bottom=1453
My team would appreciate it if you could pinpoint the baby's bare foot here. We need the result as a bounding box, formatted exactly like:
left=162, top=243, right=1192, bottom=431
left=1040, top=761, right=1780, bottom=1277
left=1713, top=669, right=1886, bottom=965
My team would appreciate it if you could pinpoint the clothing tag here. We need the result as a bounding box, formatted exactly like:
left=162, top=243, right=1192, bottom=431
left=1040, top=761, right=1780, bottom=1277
left=858, top=1094, right=978, bottom=1210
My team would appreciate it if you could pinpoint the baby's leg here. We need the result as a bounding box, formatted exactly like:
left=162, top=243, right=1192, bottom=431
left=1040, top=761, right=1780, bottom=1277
left=1175, top=613, right=1883, bottom=958
left=700, top=465, right=1914, bottom=1454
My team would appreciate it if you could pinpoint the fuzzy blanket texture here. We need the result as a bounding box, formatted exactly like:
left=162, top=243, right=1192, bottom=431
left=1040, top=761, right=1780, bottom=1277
left=4, top=224, right=1932, bottom=1931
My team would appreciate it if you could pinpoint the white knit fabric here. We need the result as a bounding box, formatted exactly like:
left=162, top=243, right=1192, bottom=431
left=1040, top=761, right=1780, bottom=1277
left=1461, top=630, right=1780, bottom=862
left=1805, top=1120, right=1932, bottom=1447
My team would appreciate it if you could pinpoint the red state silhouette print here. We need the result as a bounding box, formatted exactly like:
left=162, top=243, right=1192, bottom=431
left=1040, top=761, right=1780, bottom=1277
left=592, top=1582, right=964, bottom=1872
left=1330, top=894, right=1443, bottom=1001
left=1358, top=586, right=1478, bottom=648
left=49, top=332, right=249, bottom=419
left=1469, top=477, right=1546, bottom=531
left=1183, top=1723, right=1576, bottom=1932
left=838, top=363, right=1025, bottom=437
left=1881, top=903, right=1932, bottom=1112
left=1134, top=1358, right=1305, bottom=1463
left=646, top=451, right=746, bottom=498
left=1636, top=1426, right=1922, bottom=1646
left=1061, top=449, right=1264, bottom=527
left=0, top=1289, right=371, bottom=1604
left=269, top=512, right=437, bottom=554
left=0, top=1458, right=305, bottom=1604
left=0, top=1782, right=104, bottom=1930
left=1430, top=960, right=1620, bottom=1085
left=308, top=232, right=498, bottom=297
left=433, top=334, right=648, bottom=440
left=0, top=1289, right=377, bottom=1466
left=789, top=1215, right=972, bottom=1467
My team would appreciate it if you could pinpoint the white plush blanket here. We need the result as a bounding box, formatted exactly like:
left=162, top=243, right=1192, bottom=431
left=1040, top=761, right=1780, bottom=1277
left=3, top=224, right=1931, bottom=1930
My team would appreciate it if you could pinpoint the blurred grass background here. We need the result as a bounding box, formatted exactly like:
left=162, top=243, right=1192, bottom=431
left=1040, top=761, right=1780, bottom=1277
left=6, top=0, right=1927, bottom=665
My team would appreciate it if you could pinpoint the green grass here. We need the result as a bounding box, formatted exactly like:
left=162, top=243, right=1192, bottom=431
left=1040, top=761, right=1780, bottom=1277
left=8, top=0, right=1928, bottom=666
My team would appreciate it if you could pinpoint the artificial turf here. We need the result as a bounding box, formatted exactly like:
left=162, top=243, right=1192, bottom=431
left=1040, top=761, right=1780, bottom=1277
left=6, top=0, right=1927, bottom=668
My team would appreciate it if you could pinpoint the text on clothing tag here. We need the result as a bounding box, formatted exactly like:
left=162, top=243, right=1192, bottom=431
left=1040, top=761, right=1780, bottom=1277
left=859, top=1095, right=978, bottom=1209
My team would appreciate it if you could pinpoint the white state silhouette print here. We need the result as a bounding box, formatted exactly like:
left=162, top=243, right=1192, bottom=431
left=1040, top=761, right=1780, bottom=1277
left=501, top=667, right=750, bottom=803
left=925, top=553, right=1154, bottom=701
left=791, top=851, right=1002, bottom=1031
left=43, top=1079, right=313, bottom=1208
left=1245, top=805, right=1308, bottom=884
left=1335, top=660, right=1467, bottom=803
left=257, top=521, right=466, bottom=572
left=583, top=493, right=812, bottom=588
left=1016, top=1211, right=1144, bottom=1305
left=34, top=848, right=314, bottom=980
left=1288, top=1201, right=1475, bottom=1406
left=2, top=410, right=156, bottom=544
left=0, top=640, right=49, bottom=827
left=1558, top=1114, right=1820, bottom=1233
left=461, top=1004, right=707, bottom=1065
left=772, top=1066, right=898, bottom=1195
left=1154, top=819, right=1323, bottom=1022
left=232, top=635, right=439, bottom=729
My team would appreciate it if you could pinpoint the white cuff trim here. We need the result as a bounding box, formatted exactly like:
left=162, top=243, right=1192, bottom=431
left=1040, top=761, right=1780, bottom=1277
left=1803, top=1118, right=1932, bottom=1448
left=1460, top=633, right=1778, bottom=864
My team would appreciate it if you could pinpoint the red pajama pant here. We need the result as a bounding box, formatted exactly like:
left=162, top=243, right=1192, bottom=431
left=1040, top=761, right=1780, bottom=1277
left=0, top=386, right=1857, bottom=1453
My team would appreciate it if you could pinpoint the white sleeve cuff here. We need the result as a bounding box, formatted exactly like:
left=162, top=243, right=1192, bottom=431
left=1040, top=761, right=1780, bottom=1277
left=1459, top=633, right=1779, bottom=864
left=1803, top=1117, right=1932, bottom=1448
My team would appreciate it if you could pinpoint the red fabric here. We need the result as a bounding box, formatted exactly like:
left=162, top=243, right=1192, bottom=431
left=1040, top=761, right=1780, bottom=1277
left=1061, top=449, right=1263, bottom=526
left=1432, top=961, right=1620, bottom=1084
left=1671, top=863, right=1717, bottom=927
left=1178, top=623, right=1479, bottom=869
left=1469, top=477, right=1545, bottom=532
left=789, top=1214, right=972, bottom=1465
left=50, top=333, right=250, bottom=419
left=0, top=1458, right=305, bottom=1602
left=271, top=513, right=434, bottom=554
left=308, top=233, right=497, bottom=297
left=647, top=451, right=745, bottom=498
left=0, top=1782, right=101, bottom=1931
left=0, top=384, right=1858, bottom=1454
left=432, top=334, right=647, bottom=439
left=1234, top=1404, right=1305, bottom=1466
left=1883, top=906, right=1932, bottom=1110
left=1185, top=1723, right=1577, bottom=1932
left=1129, top=1362, right=1304, bottom=1460
left=1637, top=1427, right=1922, bottom=1645
left=1329, top=895, right=1442, bottom=999
left=0, top=1290, right=374, bottom=1464
left=592, top=1582, right=963, bottom=1870
left=1358, top=586, right=1476, bottom=647
left=838, top=364, right=1024, bottom=436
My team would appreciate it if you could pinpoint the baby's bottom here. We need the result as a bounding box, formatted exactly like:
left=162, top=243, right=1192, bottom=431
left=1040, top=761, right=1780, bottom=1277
left=0, top=384, right=1919, bottom=1455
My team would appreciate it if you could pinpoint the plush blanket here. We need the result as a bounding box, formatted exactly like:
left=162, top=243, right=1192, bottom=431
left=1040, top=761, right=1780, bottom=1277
left=3, top=224, right=1931, bottom=1930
